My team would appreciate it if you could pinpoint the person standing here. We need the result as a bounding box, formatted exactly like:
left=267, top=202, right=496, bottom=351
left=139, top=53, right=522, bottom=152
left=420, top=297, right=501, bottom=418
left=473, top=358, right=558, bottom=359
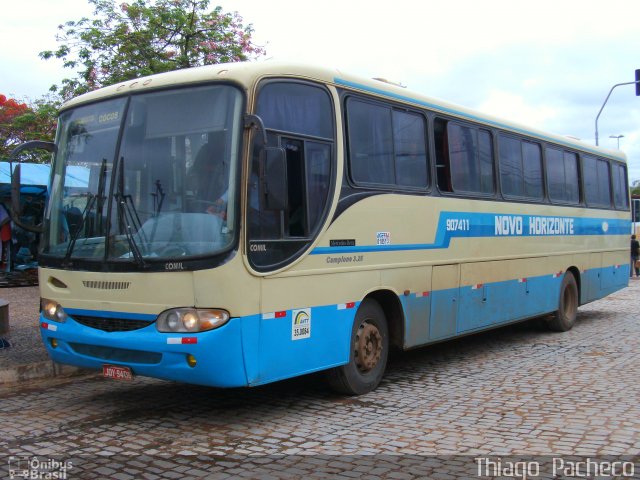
left=631, top=234, right=640, bottom=278
left=0, top=203, right=10, bottom=271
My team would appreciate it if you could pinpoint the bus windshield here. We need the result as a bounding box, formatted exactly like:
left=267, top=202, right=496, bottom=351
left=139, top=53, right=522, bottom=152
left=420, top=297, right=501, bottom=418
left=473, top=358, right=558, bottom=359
left=41, top=85, right=243, bottom=268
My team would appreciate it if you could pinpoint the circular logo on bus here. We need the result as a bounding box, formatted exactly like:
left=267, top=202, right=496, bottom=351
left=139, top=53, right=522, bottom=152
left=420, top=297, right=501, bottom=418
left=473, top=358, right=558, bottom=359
left=602, top=221, right=609, bottom=233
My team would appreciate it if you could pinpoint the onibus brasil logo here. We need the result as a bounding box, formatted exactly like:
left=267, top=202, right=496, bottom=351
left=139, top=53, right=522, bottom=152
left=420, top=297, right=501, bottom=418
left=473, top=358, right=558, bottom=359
left=9, top=456, right=73, bottom=479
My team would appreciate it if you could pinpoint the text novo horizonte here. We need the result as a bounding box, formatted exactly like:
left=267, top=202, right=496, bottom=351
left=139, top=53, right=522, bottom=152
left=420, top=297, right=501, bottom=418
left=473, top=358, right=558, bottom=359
left=494, top=215, right=574, bottom=237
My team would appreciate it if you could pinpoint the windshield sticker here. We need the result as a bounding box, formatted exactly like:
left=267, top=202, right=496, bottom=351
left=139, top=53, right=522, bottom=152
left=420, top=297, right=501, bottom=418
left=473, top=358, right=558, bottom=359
left=98, top=111, right=120, bottom=124
left=292, top=308, right=311, bottom=340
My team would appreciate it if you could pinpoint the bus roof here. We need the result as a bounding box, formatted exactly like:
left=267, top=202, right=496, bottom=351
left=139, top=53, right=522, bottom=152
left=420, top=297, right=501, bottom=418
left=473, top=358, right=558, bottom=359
left=62, top=61, right=626, bottom=163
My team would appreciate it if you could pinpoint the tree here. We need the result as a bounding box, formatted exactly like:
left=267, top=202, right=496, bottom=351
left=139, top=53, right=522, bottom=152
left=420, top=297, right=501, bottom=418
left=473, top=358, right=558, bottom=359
left=40, top=0, right=266, bottom=100
left=0, top=95, right=29, bottom=158
left=631, top=179, right=640, bottom=196
left=0, top=94, right=59, bottom=162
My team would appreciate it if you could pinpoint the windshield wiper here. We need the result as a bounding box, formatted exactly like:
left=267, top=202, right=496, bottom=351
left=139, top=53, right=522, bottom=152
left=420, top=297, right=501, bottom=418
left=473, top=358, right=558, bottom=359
left=63, top=193, right=96, bottom=265
left=114, top=156, right=146, bottom=267
left=115, top=192, right=146, bottom=266
left=152, top=180, right=165, bottom=216
left=63, top=158, right=109, bottom=264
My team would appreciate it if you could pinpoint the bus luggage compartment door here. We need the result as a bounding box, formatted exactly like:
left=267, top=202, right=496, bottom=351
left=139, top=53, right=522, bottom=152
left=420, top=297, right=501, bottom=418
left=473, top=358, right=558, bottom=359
left=429, top=264, right=459, bottom=340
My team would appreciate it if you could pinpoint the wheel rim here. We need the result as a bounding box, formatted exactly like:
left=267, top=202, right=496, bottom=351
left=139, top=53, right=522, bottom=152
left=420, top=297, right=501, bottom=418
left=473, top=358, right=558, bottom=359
left=354, top=321, right=383, bottom=373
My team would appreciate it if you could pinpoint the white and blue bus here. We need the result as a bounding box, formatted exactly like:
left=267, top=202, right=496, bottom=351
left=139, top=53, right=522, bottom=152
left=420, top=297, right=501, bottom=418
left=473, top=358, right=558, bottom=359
left=17, top=62, right=629, bottom=394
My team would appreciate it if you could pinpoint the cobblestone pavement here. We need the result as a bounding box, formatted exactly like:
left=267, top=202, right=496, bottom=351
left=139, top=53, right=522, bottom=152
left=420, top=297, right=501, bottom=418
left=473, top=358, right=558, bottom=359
left=1, top=281, right=639, bottom=479
left=0, top=286, right=49, bottom=367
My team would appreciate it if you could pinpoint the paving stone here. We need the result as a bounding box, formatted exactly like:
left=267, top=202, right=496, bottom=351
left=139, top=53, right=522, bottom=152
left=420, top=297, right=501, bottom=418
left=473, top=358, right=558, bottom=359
left=2, top=282, right=640, bottom=477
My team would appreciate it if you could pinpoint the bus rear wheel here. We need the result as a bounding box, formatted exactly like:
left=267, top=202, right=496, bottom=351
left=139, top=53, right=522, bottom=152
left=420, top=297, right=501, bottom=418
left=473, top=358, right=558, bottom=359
left=327, top=299, right=389, bottom=395
left=547, top=272, right=578, bottom=332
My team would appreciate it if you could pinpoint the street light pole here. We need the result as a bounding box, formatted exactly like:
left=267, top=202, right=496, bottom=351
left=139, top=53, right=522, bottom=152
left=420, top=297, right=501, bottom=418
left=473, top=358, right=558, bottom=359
left=594, top=81, right=639, bottom=146
left=609, top=134, right=624, bottom=149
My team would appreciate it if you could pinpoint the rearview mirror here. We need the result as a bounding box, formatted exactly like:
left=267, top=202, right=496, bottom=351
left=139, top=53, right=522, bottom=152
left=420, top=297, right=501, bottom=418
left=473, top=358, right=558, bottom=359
left=9, top=140, right=56, bottom=233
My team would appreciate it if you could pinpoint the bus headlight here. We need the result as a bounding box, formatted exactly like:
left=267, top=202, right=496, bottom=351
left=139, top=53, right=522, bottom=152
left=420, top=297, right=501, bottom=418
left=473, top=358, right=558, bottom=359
left=156, top=308, right=230, bottom=333
left=40, top=298, right=67, bottom=323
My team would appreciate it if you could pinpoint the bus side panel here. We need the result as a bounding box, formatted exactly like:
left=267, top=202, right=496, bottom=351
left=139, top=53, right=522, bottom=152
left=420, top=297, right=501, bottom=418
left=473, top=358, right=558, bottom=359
left=400, top=292, right=431, bottom=347
left=601, top=251, right=629, bottom=293
left=251, top=303, right=355, bottom=386
left=457, top=259, right=544, bottom=333
left=429, top=264, right=459, bottom=340
left=380, top=267, right=431, bottom=348
left=583, top=253, right=603, bottom=303
left=456, top=275, right=556, bottom=334
left=254, top=272, right=377, bottom=386
left=240, top=314, right=261, bottom=384
left=582, top=252, right=628, bottom=303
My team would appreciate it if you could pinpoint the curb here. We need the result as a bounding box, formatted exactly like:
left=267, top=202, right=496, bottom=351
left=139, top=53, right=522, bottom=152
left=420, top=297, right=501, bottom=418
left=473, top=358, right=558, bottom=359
left=0, top=361, right=92, bottom=385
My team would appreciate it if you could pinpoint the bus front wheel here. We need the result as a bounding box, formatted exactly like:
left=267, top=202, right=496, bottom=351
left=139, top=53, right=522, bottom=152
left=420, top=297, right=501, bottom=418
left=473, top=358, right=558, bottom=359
left=547, top=272, right=578, bottom=332
left=327, top=299, right=389, bottom=395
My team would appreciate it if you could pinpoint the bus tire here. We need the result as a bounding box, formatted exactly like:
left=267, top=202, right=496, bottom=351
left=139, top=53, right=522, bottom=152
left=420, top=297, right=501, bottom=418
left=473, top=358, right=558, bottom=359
left=326, top=299, right=389, bottom=395
left=547, top=272, right=578, bottom=332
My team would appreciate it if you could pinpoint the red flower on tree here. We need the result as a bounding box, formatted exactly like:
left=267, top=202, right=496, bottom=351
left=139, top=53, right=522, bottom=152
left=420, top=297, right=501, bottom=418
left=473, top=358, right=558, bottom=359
left=0, top=94, right=58, bottom=161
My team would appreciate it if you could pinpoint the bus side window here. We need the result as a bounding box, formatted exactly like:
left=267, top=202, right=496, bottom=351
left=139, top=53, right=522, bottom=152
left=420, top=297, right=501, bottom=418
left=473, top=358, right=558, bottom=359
left=248, top=80, right=335, bottom=270
left=248, top=135, right=280, bottom=240
left=435, top=118, right=494, bottom=195
left=347, top=99, right=428, bottom=189
left=583, top=155, right=612, bottom=207
left=434, top=118, right=452, bottom=192
left=546, top=147, right=579, bottom=204
left=282, top=139, right=306, bottom=237
left=499, top=135, right=543, bottom=199
left=347, top=99, right=394, bottom=185
left=611, top=162, right=629, bottom=209
left=393, top=110, right=428, bottom=189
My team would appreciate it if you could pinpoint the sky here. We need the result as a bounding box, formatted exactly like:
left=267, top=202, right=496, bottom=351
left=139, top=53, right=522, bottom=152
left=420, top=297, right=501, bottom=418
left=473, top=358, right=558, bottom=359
left=3, top=0, right=640, bottom=182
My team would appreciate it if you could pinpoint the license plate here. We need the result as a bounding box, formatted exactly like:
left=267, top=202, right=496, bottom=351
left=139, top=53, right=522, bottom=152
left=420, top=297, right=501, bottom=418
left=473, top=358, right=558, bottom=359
left=102, top=364, right=134, bottom=381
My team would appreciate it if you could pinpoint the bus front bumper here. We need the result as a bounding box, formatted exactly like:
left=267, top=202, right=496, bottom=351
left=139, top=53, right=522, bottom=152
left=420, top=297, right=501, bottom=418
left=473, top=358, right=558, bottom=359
left=39, top=314, right=249, bottom=387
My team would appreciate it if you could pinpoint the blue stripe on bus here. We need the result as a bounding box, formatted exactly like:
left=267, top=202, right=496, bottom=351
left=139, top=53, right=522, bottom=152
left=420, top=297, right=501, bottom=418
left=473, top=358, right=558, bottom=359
left=251, top=265, right=628, bottom=383
left=311, top=212, right=630, bottom=255
left=334, top=77, right=625, bottom=161
left=41, top=264, right=629, bottom=388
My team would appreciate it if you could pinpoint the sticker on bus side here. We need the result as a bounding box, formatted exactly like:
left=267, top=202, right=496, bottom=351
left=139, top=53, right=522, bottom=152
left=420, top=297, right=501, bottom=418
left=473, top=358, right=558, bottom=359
left=376, top=232, right=391, bottom=245
left=330, top=239, right=356, bottom=247
left=292, top=308, right=311, bottom=340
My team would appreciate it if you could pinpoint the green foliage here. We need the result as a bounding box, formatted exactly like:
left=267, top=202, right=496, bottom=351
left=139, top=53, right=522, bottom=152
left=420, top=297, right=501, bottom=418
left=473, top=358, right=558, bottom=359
left=40, top=0, right=265, bottom=100
left=631, top=179, right=640, bottom=196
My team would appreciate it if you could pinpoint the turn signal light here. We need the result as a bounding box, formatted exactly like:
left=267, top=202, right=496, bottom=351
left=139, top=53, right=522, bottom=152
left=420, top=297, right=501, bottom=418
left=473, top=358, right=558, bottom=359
left=186, top=354, right=197, bottom=368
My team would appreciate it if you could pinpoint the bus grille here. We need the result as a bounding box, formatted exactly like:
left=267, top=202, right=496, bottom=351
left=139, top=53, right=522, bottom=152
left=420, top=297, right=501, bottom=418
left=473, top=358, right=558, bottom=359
left=83, top=280, right=131, bottom=290
left=69, top=343, right=162, bottom=364
left=72, top=315, right=154, bottom=332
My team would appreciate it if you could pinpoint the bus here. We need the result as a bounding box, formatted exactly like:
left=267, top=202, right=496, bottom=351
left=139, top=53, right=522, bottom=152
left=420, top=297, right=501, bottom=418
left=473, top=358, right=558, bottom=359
left=16, top=62, right=630, bottom=395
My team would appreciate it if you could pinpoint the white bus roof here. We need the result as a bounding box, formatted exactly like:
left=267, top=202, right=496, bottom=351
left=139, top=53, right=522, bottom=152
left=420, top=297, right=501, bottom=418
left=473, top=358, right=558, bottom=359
left=62, top=61, right=625, bottom=162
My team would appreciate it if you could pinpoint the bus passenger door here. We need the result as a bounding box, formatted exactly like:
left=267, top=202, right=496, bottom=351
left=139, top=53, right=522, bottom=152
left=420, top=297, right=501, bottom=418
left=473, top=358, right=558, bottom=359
left=429, top=264, right=459, bottom=340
